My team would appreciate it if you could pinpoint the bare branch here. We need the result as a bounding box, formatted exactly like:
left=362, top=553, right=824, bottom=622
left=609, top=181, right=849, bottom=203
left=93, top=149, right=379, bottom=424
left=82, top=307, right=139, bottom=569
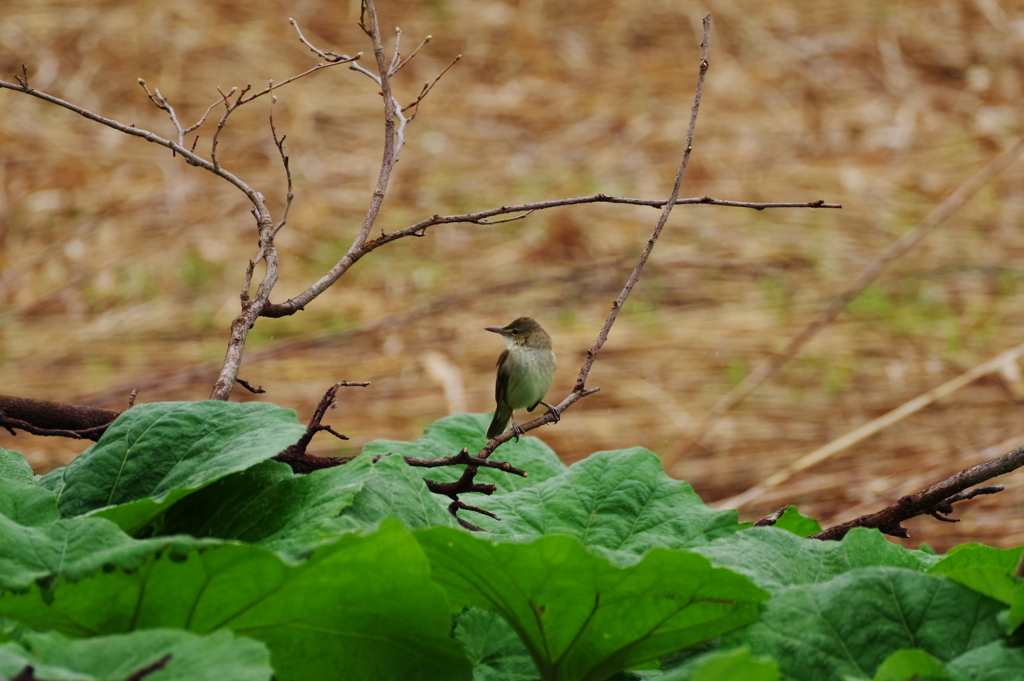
left=274, top=381, right=370, bottom=471
left=399, top=448, right=527, bottom=476
left=0, top=395, right=119, bottom=441
left=234, top=378, right=266, bottom=394
left=392, top=34, right=432, bottom=75
left=211, top=84, right=250, bottom=170
left=0, top=78, right=261, bottom=200
left=269, top=96, right=294, bottom=235
left=262, top=192, right=833, bottom=318
left=137, top=79, right=186, bottom=147
left=575, top=15, right=712, bottom=395
left=403, top=53, right=462, bottom=119
left=811, top=446, right=1024, bottom=541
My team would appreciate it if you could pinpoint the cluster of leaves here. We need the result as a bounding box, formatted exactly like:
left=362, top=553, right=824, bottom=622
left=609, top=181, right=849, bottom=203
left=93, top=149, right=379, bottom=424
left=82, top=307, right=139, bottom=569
left=1, top=402, right=1023, bottom=680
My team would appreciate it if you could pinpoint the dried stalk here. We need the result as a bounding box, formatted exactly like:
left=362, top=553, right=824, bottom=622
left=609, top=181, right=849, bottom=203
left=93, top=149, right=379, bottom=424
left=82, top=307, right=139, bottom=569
left=666, top=135, right=1024, bottom=467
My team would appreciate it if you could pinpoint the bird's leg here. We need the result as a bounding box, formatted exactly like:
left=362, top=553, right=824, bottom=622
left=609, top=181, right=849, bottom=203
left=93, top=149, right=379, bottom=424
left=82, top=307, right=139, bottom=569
left=539, top=401, right=560, bottom=423
left=510, top=421, right=524, bottom=442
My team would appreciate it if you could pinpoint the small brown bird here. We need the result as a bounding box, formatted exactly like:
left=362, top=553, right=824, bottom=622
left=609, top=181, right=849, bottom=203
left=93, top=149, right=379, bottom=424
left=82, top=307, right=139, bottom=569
left=485, top=317, right=557, bottom=439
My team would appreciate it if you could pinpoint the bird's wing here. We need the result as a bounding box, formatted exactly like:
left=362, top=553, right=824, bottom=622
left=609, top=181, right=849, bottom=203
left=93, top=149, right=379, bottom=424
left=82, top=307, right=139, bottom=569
left=494, top=348, right=511, bottom=404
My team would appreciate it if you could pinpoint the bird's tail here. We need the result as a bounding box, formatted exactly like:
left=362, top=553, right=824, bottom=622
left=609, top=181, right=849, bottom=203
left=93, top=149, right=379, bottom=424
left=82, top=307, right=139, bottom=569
left=486, top=405, right=512, bottom=439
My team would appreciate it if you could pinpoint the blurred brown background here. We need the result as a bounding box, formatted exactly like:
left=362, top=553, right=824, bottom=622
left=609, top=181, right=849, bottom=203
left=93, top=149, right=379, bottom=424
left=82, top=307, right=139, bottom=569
left=2, top=0, right=1023, bottom=551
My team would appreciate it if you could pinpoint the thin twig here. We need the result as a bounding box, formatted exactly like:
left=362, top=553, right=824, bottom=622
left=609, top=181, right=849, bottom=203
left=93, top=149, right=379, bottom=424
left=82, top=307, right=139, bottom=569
left=667, top=135, right=1024, bottom=467
left=234, top=377, right=266, bottom=394
left=137, top=79, right=185, bottom=147
left=474, top=15, right=715, bottom=458
left=574, top=16, right=711, bottom=394
left=275, top=381, right=370, bottom=471
left=269, top=92, right=294, bottom=235
left=211, top=85, right=250, bottom=170
left=403, top=53, right=462, bottom=118
left=392, top=34, right=432, bottom=75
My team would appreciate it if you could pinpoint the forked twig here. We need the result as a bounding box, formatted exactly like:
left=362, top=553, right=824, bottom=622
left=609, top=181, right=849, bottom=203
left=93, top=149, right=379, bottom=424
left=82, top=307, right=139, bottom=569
left=811, top=445, right=1024, bottom=540
left=403, top=53, right=462, bottom=119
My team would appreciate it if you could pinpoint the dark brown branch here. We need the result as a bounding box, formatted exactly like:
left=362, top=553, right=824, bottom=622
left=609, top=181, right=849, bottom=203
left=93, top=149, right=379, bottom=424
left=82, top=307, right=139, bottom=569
left=274, top=381, right=368, bottom=472
left=811, top=446, right=1024, bottom=541
left=0, top=395, right=120, bottom=441
left=400, top=448, right=526, bottom=476
left=234, top=378, right=266, bottom=394
left=124, top=655, right=172, bottom=681
left=423, top=476, right=496, bottom=497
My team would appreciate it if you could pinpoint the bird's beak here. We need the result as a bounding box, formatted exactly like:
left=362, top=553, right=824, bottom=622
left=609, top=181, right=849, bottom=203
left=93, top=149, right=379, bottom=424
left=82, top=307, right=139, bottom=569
left=484, top=326, right=503, bottom=334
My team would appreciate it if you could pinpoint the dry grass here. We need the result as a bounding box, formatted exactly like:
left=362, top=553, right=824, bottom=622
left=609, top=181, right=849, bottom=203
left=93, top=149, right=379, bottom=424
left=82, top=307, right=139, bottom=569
left=2, top=0, right=1024, bottom=551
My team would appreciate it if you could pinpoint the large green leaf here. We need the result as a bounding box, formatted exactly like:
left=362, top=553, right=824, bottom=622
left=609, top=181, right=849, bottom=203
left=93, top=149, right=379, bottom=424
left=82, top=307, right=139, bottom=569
left=0, top=519, right=470, bottom=681
left=361, top=413, right=566, bottom=493
left=728, top=567, right=1006, bottom=681
left=945, top=641, right=1024, bottom=681
left=659, top=646, right=780, bottom=681
left=38, top=401, right=307, bottom=534
left=159, top=454, right=456, bottom=558
left=694, top=526, right=940, bottom=592
left=929, top=543, right=1024, bottom=634
left=0, top=449, right=33, bottom=483
left=416, top=526, right=767, bottom=681
left=0, top=629, right=271, bottom=681
left=0, top=449, right=59, bottom=527
left=0, top=514, right=208, bottom=592
left=454, top=608, right=540, bottom=681
left=867, top=648, right=960, bottom=681
left=470, top=448, right=740, bottom=554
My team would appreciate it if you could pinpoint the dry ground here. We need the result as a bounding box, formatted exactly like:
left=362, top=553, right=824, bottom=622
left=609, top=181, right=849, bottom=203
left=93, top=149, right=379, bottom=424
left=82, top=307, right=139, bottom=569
left=2, top=0, right=1024, bottom=551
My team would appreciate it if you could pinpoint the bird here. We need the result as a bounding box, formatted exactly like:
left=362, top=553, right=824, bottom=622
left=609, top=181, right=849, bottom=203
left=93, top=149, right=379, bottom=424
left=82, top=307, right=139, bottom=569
left=485, top=317, right=557, bottom=440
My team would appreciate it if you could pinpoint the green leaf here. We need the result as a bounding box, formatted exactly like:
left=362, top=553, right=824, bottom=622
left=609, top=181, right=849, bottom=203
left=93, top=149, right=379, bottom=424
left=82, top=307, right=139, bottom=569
left=339, top=454, right=459, bottom=529
left=0, top=449, right=33, bottom=484
left=0, top=519, right=471, bottom=681
left=728, top=567, right=1005, bottom=681
left=160, top=454, right=456, bottom=558
left=470, top=448, right=740, bottom=555
left=0, top=449, right=59, bottom=526
left=771, top=506, right=821, bottom=537
left=870, top=648, right=959, bottom=681
left=160, top=459, right=363, bottom=554
left=0, top=514, right=207, bottom=592
left=416, top=526, right=768, bottom=681
left=361, top=413, right=566, bottom=493
left=659, top=646, right=780, bottom=681
left=929, top=543, right=1024, bottom=634
left=695, top=527, right=940, bottom=593
left=945, top=641, right=1024, bottom=681
left=455, top=608, right=539, bottom=681
left=0, top=629, right=272, bottom=681
left=42, top=401, right=307, bottom=534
